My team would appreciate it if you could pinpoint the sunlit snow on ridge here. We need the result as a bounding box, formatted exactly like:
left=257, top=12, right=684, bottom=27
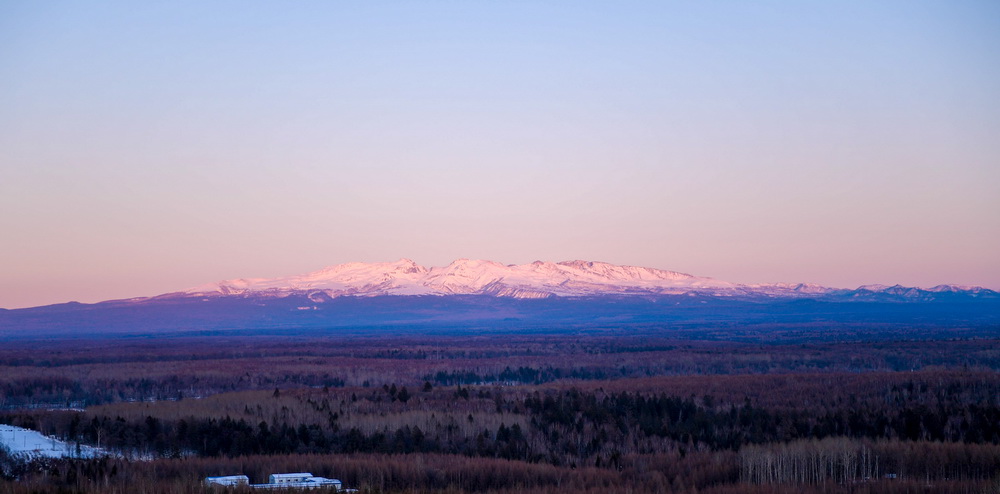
left=183, top=258, right=754, bottom=299
left=166, top=259, right=996, bottom=303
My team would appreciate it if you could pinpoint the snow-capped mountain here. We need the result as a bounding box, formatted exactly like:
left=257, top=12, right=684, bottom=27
left=846, top=283, right=999, bottom=301
left=180, top=258, right=843, bottom=300
left=3, top=259, right=996, bottom=338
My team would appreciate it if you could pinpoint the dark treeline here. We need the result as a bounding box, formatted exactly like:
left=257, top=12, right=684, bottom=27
left=0, top=374, right=347, bottom=409
left=3, top=442, right=999, bottom=494
left=2, top=332, right=1000, bottom=493
left=4, top=335, right=1000, bottom=409
left=4, top=375, right=999, bottom=476
left=426, top=366, right=612, bottom=386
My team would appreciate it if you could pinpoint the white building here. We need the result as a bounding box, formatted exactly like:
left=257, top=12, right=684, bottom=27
left=268, top=473, right=315, bottom=484
left=204, top=475, right=250, bottom=487
left=206, top=472, right=345, bottom=490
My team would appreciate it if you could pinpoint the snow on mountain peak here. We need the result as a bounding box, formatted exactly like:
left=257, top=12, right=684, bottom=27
left=184, top=259, right=731, bottom=299
left=180, top=259, right=989, bottom=301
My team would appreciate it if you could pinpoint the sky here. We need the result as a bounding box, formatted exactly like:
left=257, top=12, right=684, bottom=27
left=1, top=1, right=999, bottom=309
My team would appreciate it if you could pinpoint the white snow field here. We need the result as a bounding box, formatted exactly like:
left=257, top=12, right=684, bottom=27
left=0, top=424, right=105, bottom=459
left=182, top=258, right=838, bottom=300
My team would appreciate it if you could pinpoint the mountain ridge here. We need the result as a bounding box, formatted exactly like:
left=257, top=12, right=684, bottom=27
left=178, top=258, right=789, bottom=300
left=3, top=260, right=996, bottom=314
left=2, top=259, right=996, bottom=338
left=172, top=259, right=995, bottom=302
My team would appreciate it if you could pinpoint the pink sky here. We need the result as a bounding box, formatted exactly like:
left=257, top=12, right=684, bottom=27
left=1, top=2, right=998, bottom=308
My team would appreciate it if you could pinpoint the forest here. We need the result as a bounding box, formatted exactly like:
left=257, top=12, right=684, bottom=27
left=1, top=326, right=999, bottom=493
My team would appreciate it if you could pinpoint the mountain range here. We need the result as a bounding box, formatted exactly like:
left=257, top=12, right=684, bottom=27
left=1, top=259, right=996, bottom=339
left=177, top=258, right=993, bottom=302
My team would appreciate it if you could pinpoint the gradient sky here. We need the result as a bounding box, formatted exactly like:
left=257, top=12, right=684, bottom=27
left=2, top=1, right=999, bottom=308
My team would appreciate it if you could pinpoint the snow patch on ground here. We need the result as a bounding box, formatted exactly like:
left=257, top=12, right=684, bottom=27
left=0, top=424, right=106, bottom=459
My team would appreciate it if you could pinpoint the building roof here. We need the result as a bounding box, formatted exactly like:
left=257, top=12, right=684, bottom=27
left=270, top=472, right=313, bottom=479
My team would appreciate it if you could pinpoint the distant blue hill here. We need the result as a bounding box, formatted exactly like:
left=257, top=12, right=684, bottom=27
left=1, top=289, right=997, bottom=340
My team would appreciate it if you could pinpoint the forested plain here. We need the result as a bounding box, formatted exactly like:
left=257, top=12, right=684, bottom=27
left=2, top=324, right=1000, bottom=493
